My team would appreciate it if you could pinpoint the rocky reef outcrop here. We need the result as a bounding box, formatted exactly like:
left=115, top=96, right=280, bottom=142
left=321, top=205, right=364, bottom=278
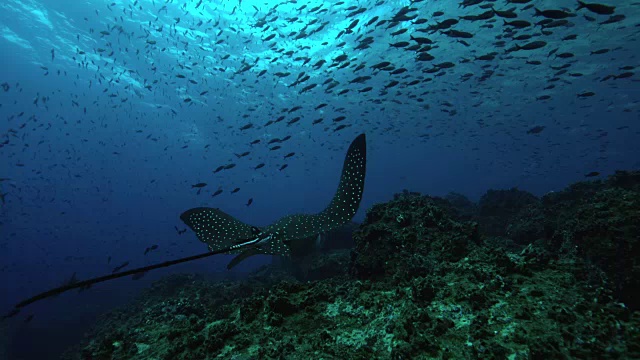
left=64, top=171, right=640, bottom=360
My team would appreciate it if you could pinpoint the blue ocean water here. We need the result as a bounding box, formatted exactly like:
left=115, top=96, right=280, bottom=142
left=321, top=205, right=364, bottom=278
left=0, top=0, right=638, bottom=358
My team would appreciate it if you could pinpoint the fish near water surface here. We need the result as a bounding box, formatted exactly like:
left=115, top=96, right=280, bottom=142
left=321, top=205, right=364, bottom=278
left=180, top=133, right=367, bottom=269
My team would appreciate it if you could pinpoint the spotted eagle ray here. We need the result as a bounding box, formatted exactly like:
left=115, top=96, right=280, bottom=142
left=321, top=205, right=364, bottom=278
left=8, top=134, right=366, bottom=314
left=181, top=133, right=366, bottom=269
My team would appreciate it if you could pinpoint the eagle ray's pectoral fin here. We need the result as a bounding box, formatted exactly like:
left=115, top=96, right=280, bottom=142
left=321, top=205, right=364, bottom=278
left=180, top=207, right=256, bottom=252
left=227, top=248, right=261, bottom=270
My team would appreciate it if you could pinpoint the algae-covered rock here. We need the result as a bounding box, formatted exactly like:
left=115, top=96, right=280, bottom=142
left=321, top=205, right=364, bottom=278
left=349, top=192, right=479, bottom=279
left=542, top=172, right=640, bottom=310
left=477, top=187, right=540, bottom=238
left=444, top=191, right=478, bottom=220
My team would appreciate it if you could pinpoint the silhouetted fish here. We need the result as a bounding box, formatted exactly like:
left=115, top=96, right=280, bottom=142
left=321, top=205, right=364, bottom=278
left=180, top=134, right=367, bottom=269
left=112, top=261, right=130, bottom=273
left=527, top=125, right=545, bottom=134
left=131, top=272, right=146, bottom=280
left=576, top=1, right=615, bottom=15
left=212, top=189, right=223, bottom=197
left=144, top=245, right=158, bottom=255
left=2, top=308, right=19, bottom=320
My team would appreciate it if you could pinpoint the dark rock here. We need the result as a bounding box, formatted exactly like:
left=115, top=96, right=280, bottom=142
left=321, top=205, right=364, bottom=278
left=542, top=178, right=640, bottom=310
left=349, top=193, right=479, bottom=279
left=477, top=187, right=540, bottom=238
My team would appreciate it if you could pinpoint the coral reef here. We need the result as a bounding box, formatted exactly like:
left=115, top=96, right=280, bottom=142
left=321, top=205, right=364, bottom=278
left=64, top=172, right=640, bottom=360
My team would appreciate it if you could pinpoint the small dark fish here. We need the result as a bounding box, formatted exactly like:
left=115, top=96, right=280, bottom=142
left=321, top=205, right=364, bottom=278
left=534, top=8, right=573, bottom=19
left=144, top=244, right=158, bottom=255
left=365, top=16, right=379, bottom=26
left=385, top=80, right=399, bottom=89
left=300, top=83, right=317, bottom=94
left=516, top=41, right=547, bottom=51
left=2, top=308, right=20, bottom=320
left=279, top=164, right=288, bottom=171
left=131, top=272, right=147, bottom=280
left=224, top=163, right=236, bottom=170
left=504, top=20, right=531, bottom=28
left=555, top=52, right=574, bottom=59
left=250, top=139, right=260, bottom=145
left=584, top=171, right=600, bottom=177
left=284, top=152, right=295, bottom=159
left=287, top=117, right=301, bottom=126
left=613, top=72, right=633, bottom=80
left=526, top=125, right=545, bottom=134
left=255, top=163, right=265, bottom=169
left=371, top=61, right=391, bottom=69
left=231, top=188, right=240, bottom=194
left=576, top=1, right=615, bottom=15
left=213, top=165, right=225, bottom=173
left=191, top=183, right=207, bottom=188
left=212, top=189, right=223, bottom=197
left=112, top=261, right=130, bottom=274
left=246, top=198, right=253, bottom=206
left=441, top=30, right=473, bottom=39
left=389, top=41, right=410, bottom=48
left=270, top=146, right=281, bottom=151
